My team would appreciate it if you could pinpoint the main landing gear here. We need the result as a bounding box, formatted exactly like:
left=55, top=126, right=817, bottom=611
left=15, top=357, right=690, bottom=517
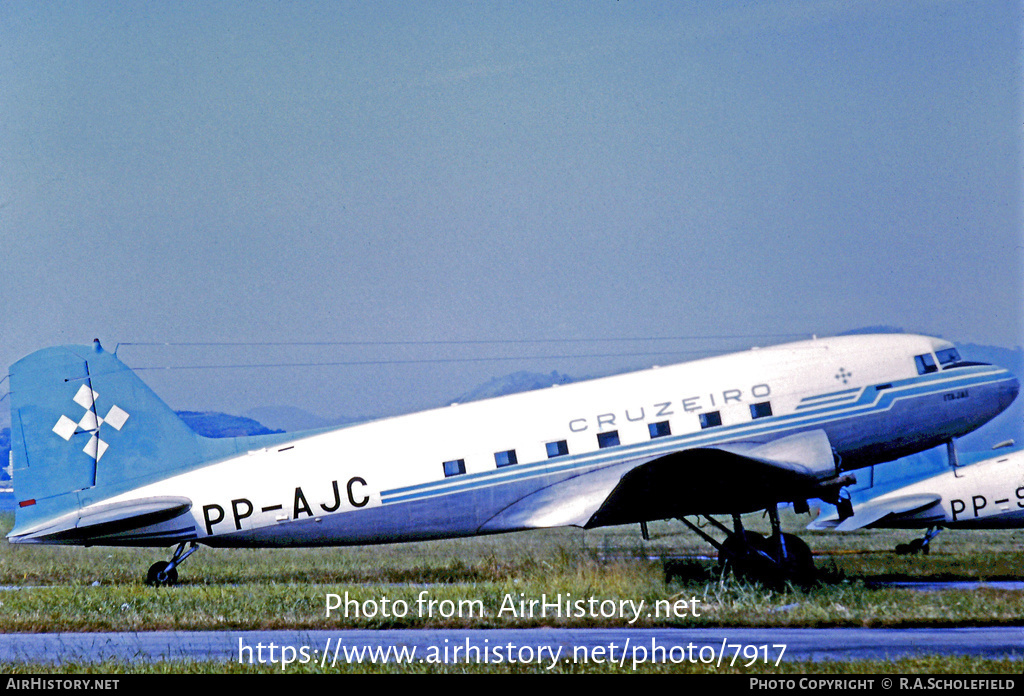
left=146, top=541, right=199, bottom=586
left=679, top=508, right=817, bottom=588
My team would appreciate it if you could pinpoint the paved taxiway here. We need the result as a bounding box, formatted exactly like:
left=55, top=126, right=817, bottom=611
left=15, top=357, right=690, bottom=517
left=1, top=627, right=1021, bottom=666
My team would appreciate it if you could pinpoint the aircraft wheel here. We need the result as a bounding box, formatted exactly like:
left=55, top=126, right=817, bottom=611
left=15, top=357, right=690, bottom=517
left=719, top=532, right=815, bottom=588
left=146, top=561, right=178, bottom=587
left=775, top=533, right=816, bottom=586
left=718, top=532, right=770, bottom=576
left=895, top=538, right=927, bottom=556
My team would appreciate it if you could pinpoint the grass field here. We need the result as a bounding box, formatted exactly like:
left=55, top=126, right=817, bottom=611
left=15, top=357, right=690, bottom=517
left=1, top=511, right=1022, bottom=673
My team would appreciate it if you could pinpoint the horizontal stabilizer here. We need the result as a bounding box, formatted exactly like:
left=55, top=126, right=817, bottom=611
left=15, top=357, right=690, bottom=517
left=808, top=493, right=941, bottom=531
left=8, top=496, right=192, bottom=544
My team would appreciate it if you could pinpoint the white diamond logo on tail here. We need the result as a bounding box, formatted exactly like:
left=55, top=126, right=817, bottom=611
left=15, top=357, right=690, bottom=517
left=104, top=405, right=129, bottom=430
left=51, top=386, right=130, bottom=463
left=53, top=415, right=77, bottom=441
left=84, top=435, right=109, bottom=462
left=78, top=409, right=100, bottom=431
left=73, top=385, right=98, bottom=410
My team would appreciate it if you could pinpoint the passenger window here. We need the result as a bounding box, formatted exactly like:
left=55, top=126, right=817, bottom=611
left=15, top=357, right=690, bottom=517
left=750, top=402, right=772, bottom=419
left=443, top=459, right=466, bottom=477
left=494, top=450, right=517, bottom=468
left=649, top=421, right=671, bottom=438
left=699, top=411, right=722, bottom=429
left=597, top=431, right=619, bottom=449
left=915, top=354, right=938, bottom=375
left=546, top=440, right=569, bottom=458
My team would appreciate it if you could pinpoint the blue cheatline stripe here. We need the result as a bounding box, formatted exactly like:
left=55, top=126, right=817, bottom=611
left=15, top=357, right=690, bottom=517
left=796, top=393, right=860, bottom=410
left=379, top=366, right=1012, bottom=506
left=799, top=387, right=860, bottom=403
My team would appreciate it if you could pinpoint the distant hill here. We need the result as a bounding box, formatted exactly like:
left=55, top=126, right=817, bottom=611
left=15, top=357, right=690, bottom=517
left=240, top=372, right=580, bottom=431
left=243, top=406, right=363, bottom=433
left=837, top=325, right=907, bottom=335
left=453, top=370, right=576, bottom=403
left=175, top=411, right=284, bottom=438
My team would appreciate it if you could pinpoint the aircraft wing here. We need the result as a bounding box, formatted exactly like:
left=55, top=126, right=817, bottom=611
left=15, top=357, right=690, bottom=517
left=7, top=496, right=193, bottom=544
left=807, top=493, right=943, bottom=532
left=480, top=429, right=841, bottom=532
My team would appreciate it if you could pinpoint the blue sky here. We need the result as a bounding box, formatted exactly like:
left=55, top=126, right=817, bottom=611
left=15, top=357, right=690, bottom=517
left=2, top=1, right=1021, bottom=419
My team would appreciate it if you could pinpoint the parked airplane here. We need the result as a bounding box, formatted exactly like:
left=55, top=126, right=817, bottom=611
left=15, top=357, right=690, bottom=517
left=4, top=334, right=1019, bottom=586
left=808, top=443, right=1024, bottom=554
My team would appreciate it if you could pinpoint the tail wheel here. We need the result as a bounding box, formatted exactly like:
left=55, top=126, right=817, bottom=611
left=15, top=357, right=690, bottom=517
left=146, top=561, right=179, bottom=587
left=145, top=541, right=198, bottom=587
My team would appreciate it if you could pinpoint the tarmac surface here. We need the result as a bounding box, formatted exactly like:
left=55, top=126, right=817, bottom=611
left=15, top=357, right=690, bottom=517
left=1, top=627, right=1022, bottom=667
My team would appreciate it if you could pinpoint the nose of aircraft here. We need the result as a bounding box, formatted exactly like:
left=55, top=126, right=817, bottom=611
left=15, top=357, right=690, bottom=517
left=995, top=367, right=1021, bottom=413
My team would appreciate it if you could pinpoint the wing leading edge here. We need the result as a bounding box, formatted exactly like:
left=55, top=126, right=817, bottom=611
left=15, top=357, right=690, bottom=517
left=807, top=494, right=944, bottom=532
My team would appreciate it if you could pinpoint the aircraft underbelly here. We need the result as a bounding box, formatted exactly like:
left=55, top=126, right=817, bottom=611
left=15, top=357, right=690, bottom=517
left=202, top=457, right=630, bottom=547
left=947, top=508, right=1024, bottom=529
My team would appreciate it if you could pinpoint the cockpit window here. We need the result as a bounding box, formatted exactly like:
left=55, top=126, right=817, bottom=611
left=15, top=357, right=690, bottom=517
left=935, top=348, right=962, bottom=367
left=915, top=353, right=938, bottom=375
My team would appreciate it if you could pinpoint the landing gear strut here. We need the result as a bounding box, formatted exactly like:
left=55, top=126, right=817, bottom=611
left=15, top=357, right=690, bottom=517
left=680, top=508, right=816, bottom=588
left=146, top=541, right=199, bottom=586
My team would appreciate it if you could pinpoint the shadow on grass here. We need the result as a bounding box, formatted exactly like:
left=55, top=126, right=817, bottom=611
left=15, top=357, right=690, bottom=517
left=662, top=554, right=851, bottom=593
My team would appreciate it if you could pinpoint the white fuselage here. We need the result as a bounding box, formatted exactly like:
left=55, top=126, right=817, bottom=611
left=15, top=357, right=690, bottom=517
left=8, top=333, right=1018, bottom=548
left=861, top=449, right=1024, bottom=529
left=56, top=333, right=1014, bottom=547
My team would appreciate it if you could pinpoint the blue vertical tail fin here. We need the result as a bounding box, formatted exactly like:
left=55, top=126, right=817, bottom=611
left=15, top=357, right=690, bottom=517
left=8, top=340, right=221, bottom=535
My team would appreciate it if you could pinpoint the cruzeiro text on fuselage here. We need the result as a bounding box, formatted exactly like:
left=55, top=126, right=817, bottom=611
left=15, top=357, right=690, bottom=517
left=567, top=383, right=772, bottom=432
